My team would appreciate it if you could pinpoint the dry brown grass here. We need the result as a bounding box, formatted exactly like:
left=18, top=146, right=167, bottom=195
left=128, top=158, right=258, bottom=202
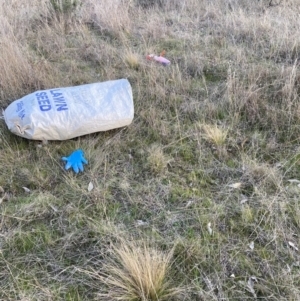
left=1, top=0, right=300, bottom=300
left=147, top=144, right=171, bottom=174
left=95, top=240, right=180, bottom=301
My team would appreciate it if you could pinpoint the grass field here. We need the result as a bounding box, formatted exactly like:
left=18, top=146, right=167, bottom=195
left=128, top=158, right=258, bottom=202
left=1, top=0, right=300, bottom=300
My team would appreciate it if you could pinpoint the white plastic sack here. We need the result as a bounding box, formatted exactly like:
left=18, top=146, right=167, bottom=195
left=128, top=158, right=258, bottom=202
left=3, top=79, right=134, bottom=140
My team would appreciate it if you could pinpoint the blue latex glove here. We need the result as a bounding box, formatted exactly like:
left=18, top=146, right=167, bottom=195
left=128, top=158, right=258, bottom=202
left=62, top=149, right=88, bottom=173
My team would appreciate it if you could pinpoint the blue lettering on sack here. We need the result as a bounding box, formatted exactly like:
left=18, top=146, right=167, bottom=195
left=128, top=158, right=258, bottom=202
left=50, top=89, right=68, bottom=111
left=36, top=92, right=51, bottom=111
left=16, top=101, right=24, bottom=112
left=18, top=109, right=25, bottom=120
left=16, top=101, right=26, bottom=120
left=36, top=89, right=69, bottom=112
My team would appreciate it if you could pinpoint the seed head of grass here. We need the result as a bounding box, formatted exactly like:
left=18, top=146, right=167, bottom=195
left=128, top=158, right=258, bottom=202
left=99, top=240, right=180, bottom=301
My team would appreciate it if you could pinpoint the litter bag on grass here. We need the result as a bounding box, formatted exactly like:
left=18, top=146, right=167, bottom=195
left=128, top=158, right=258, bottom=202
left=3, top=79, right=134, bottom=140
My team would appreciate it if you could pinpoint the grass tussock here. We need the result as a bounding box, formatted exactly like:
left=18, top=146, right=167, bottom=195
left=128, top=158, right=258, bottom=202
left=201, top=123, right=228, bottom=146
left=96, top=240, right=180, bottom=301
left=201, top=123, right=228, bottom=158
left=124, top=51, right=140, bottom=70
left=1, top=0, right=300, bottom=300
left=147, top=144, right=171, bottom=174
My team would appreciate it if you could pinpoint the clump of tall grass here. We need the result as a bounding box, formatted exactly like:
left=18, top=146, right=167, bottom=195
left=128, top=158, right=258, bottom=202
left=97, top=240, right=181, bottom=301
